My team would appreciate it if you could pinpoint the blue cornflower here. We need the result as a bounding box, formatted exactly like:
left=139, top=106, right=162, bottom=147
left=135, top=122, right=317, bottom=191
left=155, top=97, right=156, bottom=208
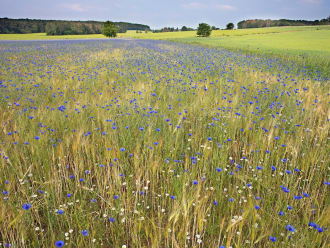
left=255, top=205, right=260, bottom=210
left=193, top=180, right=198, bottom=185
left=286, top=224, right=295, bottom=232
left=57, top=209, right=64, bottom=215
left=35, top=136, right=40, bottom=140
left=294, top=196, right=303, bottom=200
left=22, top=203, right=31, bottom=210
left=55, top=240, right=65, bottom=247
left=109, top=217, right=115, bottom=222
left=309, top=222, right=317, bottom=228
left=287, top=205, right=292, bottom=210
left=216, top=167, right=222, bottom=172
left=213, top=200, right=219, bottom=206
left=81, top=229, right=88, bottom=236
left=303, top=192, right=310, bottom=197
left=120, top=147, right=125, bottom=152
left=279, top=211, right=284, bottom=216
left=66, top=193, right=71, bottom=198
left=269, top=236, right=276, bottom=242
left=170, top=195, right=175, bottom=200
left=256, top=166, right=263, bottom=170
left=271, top=166, right=276, bottom=171
left=280, top=185, right=290, bottom=193
left=113, top=195, right=119, bottom=200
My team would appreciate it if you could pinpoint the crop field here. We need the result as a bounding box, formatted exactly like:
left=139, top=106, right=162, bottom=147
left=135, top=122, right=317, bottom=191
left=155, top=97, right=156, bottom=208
left=120, top=26, right=330, bottom=77
left=0, top=39, right=329, bottom=248
left=1, top=25, right=329, bottom=77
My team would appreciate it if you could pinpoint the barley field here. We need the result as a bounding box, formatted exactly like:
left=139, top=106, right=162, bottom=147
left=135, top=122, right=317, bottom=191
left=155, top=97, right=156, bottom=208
left=0, top=39, right=329, bottom=247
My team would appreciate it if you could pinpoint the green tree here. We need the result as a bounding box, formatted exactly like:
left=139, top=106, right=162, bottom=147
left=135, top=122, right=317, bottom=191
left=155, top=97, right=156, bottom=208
left=226, top=23, right=234, bottom=30
left=181, top=26, right=188, bottom=31
left=103, top=21, right=117, bottom=37
left=197, top=23, right=211, bottom=37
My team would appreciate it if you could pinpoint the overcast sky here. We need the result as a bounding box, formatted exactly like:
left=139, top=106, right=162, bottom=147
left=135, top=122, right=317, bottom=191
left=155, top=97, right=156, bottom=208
left=0, top=0, right=329, bottom=29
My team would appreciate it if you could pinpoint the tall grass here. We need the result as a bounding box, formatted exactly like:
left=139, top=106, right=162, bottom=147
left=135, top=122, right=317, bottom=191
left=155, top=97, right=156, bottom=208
left=0, top=40, right=329, bottom=247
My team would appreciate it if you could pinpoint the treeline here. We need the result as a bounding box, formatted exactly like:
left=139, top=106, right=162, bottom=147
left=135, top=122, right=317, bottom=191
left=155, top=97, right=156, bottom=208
left=151, top=25, right=222, bottom=33
left=238, top=17, right=330, bottom=29
left=0, top=18, right=150, bottom=35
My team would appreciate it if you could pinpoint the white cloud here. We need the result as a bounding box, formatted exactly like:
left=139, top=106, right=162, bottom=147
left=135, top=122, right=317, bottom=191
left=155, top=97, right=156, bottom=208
left=182, top=2, right=236, bottom=10
left=301, top=0, right=322, bottom=3
left=60, top=3, right=86, bottom=12
left=215, top=4, right=236, bottom=10
left=182, top=2, right=207, bottom=9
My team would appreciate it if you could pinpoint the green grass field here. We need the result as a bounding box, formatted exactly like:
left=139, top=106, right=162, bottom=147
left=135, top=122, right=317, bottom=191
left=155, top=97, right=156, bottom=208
left=1, top=26, right=329, bottom=76
left=0, top=27, right=329, bottom=247
left=0, top=33, right=105, bottom=40
left=120, top=26, right=330, bottom=76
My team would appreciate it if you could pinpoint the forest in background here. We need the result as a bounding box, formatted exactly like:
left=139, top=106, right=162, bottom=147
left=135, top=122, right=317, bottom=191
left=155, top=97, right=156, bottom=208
left=238, top=17, right=330, bottom=29
left=0, top=18, right=150, bottom=35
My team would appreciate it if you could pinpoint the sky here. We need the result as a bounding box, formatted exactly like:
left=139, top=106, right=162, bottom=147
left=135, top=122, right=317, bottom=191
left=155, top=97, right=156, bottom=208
left=0, top=0, right=329, bottom=29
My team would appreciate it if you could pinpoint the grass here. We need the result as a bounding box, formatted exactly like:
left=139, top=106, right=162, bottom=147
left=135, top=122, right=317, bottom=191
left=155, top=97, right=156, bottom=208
left=0, top=39, right=328, bottom=247
left=1, top=25, right=329, bottom=77
left=0, top=33, right=105, bottom=40
left=119, top=26, right=330, bottom=77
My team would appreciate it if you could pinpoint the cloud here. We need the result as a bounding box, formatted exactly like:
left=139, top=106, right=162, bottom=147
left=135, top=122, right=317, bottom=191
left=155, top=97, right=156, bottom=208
left=60, top=3, right=86, bottom=12
left=215, top=4, right=236, bottom=10
left=301, top=0, right=322, bottom=3
left=182, top=2, right=207, bottom=9
left=182, top=2, right=236, bottom=10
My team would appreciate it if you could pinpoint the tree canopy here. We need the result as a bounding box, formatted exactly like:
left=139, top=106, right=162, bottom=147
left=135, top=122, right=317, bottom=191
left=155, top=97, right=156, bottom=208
left=226, top=23, right=234, bottom=30
left=103, top=21, right=118, bottom=38
left=197, top=23, right=211, bottom=37
left=237, top=17, right=330, bottom=29
left=0, top=18, right=150, bottom=35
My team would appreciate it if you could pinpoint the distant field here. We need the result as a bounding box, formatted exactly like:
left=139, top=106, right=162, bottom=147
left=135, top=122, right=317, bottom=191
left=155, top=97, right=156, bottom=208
left=120, top=26, right=330, bottom=76
left=1, top=26, right=329, bottom=76
left=0, top=33, right=105, bottom=40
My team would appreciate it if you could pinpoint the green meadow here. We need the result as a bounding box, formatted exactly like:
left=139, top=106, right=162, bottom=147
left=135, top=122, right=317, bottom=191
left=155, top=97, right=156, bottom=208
left=1, top=25, right=329, bottom=76
left=0, top=26, right=329, bottom=248
left=120, top=26, right=330, bottom=76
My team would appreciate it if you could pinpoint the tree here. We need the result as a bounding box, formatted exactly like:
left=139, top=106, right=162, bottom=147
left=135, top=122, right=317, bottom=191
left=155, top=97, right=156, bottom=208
left=103, top=21, right=117, bottom=37
left=197, top=23, right=211, bottom=37
left=181, top=26, right=188, bottom=31
left=226, top=23, right=234, bottom=30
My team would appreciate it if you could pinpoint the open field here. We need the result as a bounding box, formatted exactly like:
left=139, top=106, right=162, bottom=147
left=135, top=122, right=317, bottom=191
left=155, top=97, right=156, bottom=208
left=1, top=26, right=329, bottom=77
left=0, top=33, right=105, bottom=40
left=119, top=26, right=330, bottom=77
left=0, top=39, right=329, bottom=247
